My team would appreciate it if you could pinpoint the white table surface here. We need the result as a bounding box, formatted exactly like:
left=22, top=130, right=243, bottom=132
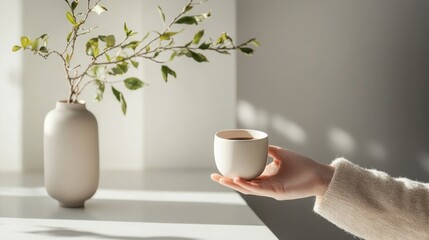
left=0, top=170, right=277, bottom=240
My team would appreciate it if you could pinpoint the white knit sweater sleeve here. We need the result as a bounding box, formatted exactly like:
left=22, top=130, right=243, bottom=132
left=313, top=158, right=429, bottom=240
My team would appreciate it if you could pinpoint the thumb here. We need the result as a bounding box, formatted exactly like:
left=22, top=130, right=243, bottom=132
left=268, top=145, right=283, bottom=164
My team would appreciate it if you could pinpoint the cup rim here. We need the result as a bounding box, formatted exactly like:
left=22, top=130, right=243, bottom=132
left=215, top=129, right=268, bottom=141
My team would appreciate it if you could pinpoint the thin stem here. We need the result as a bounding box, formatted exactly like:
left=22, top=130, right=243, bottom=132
left=72, top=0, right=194, bottom=96
left=20, top=0, right=255, bottom=104
left=76, top=78, right=126, bottom=97
left=73, top=36, right=130, bottom=80
left=136, top=0, right=193, bottom=56
left=65, top=0, right=102, bottom=102
left=94, top=0, right=194, bottom=66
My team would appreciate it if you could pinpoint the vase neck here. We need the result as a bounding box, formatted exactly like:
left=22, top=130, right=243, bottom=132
left=56, top=100, right=86, bottom=111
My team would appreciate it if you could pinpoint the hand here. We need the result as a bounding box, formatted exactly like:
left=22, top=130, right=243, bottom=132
left=211, top=145, right=335, bottom=200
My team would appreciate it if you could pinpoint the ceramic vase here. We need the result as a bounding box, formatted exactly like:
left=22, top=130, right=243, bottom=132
left=44, top=100, right=99, bottom=208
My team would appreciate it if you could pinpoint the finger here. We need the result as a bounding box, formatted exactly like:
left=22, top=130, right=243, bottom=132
left=269, top=145, right=287, bottom=165
left=211, top=173, right=223, bottom=182
left=219, top=178, right=254, bottom=195
left=268, top=145, right=282, bottom=162
left=234, top=177, right=272, bottom=196
left=260, top=161, right=280, bottom=177
left=216, top=177, right=255, bottom=195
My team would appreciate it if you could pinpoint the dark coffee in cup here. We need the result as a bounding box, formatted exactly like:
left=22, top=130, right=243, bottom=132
left=226, top=137, right=255, bottom=140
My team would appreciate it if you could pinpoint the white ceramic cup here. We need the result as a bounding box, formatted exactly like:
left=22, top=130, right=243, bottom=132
left=214, top=129, right=269, bottom=180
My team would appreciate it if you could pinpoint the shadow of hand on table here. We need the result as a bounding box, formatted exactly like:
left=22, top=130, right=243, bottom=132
left=29, top=227, right=200, bottom=240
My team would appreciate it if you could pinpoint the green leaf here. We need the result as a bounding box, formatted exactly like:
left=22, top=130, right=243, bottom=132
left=124, top=77, right=144, bottom=90
left=86, top=44, right=93, bottom=56
left=106, top=35, right=116, bottom=48
left=39, top=34, right=48, bottom=40
left=39, top=46, right=48, bottom=53
left=42, top=38, right=48, bottom=47
left=141, top=32, right=150, bottom=42
left=161, top=65, right=177, bottom=82
left=85, top=37, right=99, bottom=57
left=195, top=11, right=211, bottom=22
left=122, top=41, right=140, bottom=50
left=157, top=5, right=166, bottom=24
left=160, top=32, right=178, bottom=41
left=199, top=42, right=211, bottom=49
left=239, top=47, right=254, bottom=55
left=124, top=22, right=129, bottom=36
left=175, top=16, right=198, bottom=25
left=105, top=53, right=111, bottom=62
left=39, top=46, right=49, bottom=53
left=112, top=86, right=121, bottom=101
left=121, top=94, right=127, bottom=115
left=89, top=65, right=106, bottom=79
left=130, top=60, right=139, bottom=68
left=97, top=80, right=105, bottom=93
left=31, top=38, right=40, bottom=51
left=175, top=12, right=211, bottom=25
left=66, top=11, right=76, bottom=25
left=249, top=38, right=260, bottom=47
left=98, top=35, right=106, bottom=42
left=92, top=4, right=108, bottom=15
left=118, top=62, right=128, bottom=73
left=66, top=31, right=73, bottom=42
left=216, top=32, right=232, bottom=45
left=193, top=30, right=204, bottom=45
left=111, top=86, right=127, bottom=115
left=20, top=36, right=31, bottom=48
left=74, top=20, right=84, bottom=28
left=66, top=53, right=70, bottom=63
left=12, top=45, right=21, bottom=52
left=94, top=80, right=105, bottom=102
left=176, top=49, right=191, bottom=57
left=169, top=51, right=177, bottom=61
left=189, top=50, right=208, bottom=62
left=217, top=50, right=231, bottom=55
left=110, top=62, right=128, bottom=75
left=123, top=22, right=134, bottom=37
left=71, top=1, right=78, bottom=11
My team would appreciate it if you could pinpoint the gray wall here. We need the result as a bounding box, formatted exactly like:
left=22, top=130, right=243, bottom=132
left=1, top=0, right=236, bottom=171
left=237, top=0, right=429, bottom=239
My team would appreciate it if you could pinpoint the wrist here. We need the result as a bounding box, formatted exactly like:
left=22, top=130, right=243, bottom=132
left=315, top=164, right=335, bottom=197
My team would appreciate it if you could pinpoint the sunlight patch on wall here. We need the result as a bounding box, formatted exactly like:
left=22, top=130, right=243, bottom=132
left=237, top=100, right=257, bottom=128
left=237, top=100, right=307, bottom=145
left=271, top=114, right=307, bottom=145
left=418, top=153, right=429, bottom=173
left=0, top=0, right=23, bottom=171
left=237, top=100, right=269, bottom=129
left=327, top=127, right=356, bottom=155
left=364, top=140, right=387, bottom=162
